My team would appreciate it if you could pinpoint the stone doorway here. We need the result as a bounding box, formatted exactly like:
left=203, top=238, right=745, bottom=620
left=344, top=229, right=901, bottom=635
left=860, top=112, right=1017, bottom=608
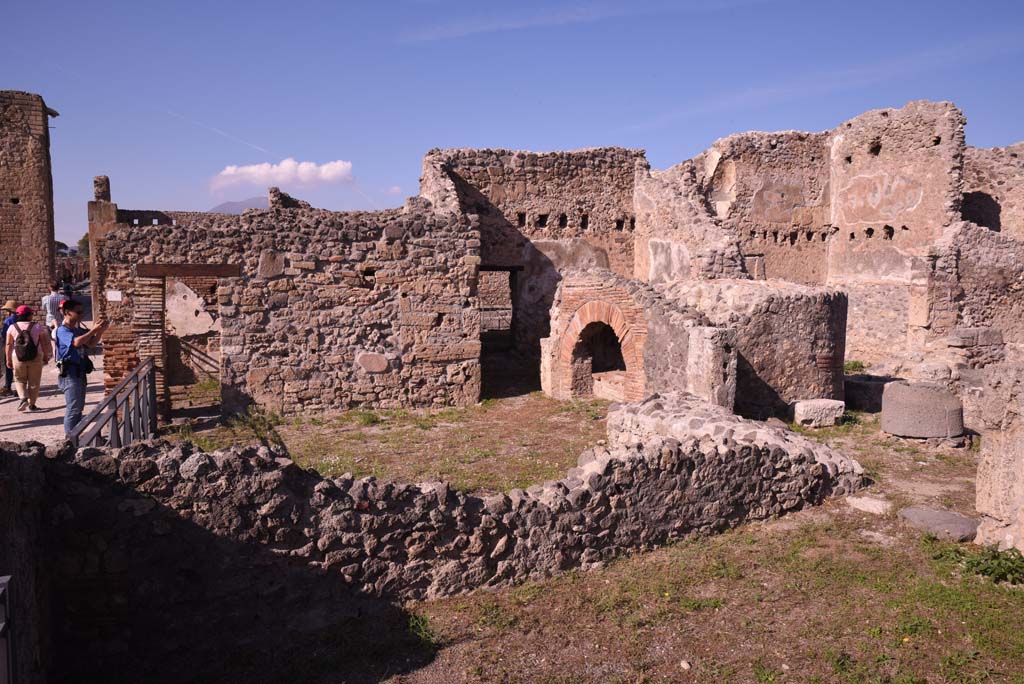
left=571, top=322, right=627, bottom=401
left=164, top=276, right=222, bottom=419
left=480, top=266, right=539, bottom=399
left=128, top=263, right=241, bottom=421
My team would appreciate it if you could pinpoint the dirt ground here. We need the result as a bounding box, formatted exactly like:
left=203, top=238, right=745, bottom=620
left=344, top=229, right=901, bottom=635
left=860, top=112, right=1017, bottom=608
left=171, top=392, right=609, bottom=495
left=175, top=397, right=1023, bottom=684
left=388, top=414, right=1024, bottom=684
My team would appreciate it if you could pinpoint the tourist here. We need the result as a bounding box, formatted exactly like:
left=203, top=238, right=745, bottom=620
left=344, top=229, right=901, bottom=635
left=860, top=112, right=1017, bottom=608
left=55, top=299, right=109, bottom=436
left=41, top=281, right=63, bottom=331
left=0, top=300, right=15, bottom=397
left=5, top=305, right=51, bottom=412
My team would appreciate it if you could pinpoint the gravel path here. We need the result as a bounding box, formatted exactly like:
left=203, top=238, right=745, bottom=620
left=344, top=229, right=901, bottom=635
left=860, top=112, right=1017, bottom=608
left=0, top=354, right=105, bottom=445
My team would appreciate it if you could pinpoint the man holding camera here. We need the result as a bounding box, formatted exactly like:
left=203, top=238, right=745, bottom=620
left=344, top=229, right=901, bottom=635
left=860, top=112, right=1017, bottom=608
left=55, top=299, right=109, bottom=437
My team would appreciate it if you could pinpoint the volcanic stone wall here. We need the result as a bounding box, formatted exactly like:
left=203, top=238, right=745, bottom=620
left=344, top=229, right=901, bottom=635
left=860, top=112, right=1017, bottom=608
left=927, top=222, right=1024, bottom=350
left=961, top=364, right=1024, bottom=552
left=658, top=280, right=847, bottom=419
left=422, top=147, right=644, bottom=276
left=0, top=443, right=48, bottom=684
left=963, top=144, right=1024, bottom=241
left=0, top=91, right=56, bottom=307
left=1, top=392, right=861, bottom=680
left=93, top=195, right=481, bottom=414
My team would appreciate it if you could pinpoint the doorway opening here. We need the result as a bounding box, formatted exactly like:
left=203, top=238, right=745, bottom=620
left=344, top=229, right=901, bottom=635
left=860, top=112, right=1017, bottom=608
left=479, top=265, right=538, bottom=398
left=164, top=276, right=222, bottom=423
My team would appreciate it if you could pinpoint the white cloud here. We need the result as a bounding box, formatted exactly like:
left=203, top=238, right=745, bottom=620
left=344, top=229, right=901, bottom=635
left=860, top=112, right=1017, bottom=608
left=386, top=185, right=402, bottom=195
left=212, top=158, right=353, bottom=190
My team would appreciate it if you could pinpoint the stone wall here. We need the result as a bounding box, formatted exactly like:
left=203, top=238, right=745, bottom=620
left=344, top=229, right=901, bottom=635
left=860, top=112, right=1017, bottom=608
left=632, top=159, right=747, bottom=283
left=478, top=269, right=512, bottom=332
left=961, top=364, right=1024, bottom=552
left=697, top=131, right=832, bottom=285
left=963, top=144, right=1024, bottom=241
left=422, top=148, right=644, bottom=357
left=826, top=101, right=966, bottom=364
left=422, top=147, right=643, bottom=276
left=0, top=443, right=48, bottom=684
left=925, top=222, right=1024, bottom=354
left=91, top=190, right=481, bottom=415
left=2, top=391, right=861, bottom=679
left=540, top=270, right=736, bottom=407
left=0, top=91, right=56, bottom=308
left=658, top=279, right=847, bottom=419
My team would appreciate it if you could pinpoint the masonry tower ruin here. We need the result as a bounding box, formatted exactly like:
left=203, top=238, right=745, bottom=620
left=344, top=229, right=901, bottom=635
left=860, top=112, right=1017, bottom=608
left=0, top=90, right=58, bottom=306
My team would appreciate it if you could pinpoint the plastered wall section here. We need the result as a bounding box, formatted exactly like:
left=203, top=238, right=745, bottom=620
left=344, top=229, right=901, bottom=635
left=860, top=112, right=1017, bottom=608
left=827, top=101, right=966, bottom=363
left=697, top=131, right=832, bottom=285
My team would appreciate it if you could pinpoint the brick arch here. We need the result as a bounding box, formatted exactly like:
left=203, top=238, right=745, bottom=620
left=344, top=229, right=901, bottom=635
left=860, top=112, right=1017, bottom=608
left=555, top=299, right=647, bottom=402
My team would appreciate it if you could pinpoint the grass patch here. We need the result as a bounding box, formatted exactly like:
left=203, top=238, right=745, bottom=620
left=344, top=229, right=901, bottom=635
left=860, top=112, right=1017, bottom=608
left=844, top=359, right=869, bottom=373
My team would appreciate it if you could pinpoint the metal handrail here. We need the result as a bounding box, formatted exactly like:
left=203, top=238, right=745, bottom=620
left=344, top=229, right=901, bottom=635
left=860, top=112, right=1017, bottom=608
left=69, top=357, right=158, bottom=448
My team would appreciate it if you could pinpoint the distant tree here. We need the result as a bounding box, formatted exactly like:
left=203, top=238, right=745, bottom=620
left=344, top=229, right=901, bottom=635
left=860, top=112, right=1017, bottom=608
left=77, top=233, right=90, bottom=258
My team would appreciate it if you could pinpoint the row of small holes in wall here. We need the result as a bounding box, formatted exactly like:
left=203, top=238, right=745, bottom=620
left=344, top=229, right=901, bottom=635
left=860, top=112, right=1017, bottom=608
left=848, top=225, right=908, bottom=241
left=516, top=212, right=635, bottom=231
left=749, top=229, right=831, bottom=245
left=843, top=135, right=942, bottom=164
left=131, top=218, right=177, bottom=226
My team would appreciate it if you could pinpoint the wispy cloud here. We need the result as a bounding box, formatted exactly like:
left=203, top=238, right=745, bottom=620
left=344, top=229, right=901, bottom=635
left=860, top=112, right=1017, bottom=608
left=386, top=185, right=403, bottom=195
left=164, top=109, right=271, bottom=154
left=625, top=29, right=1024, bottom=133
left=398, top=0, right=765, bottom=43
left=212, top=158, right=354, bottom=190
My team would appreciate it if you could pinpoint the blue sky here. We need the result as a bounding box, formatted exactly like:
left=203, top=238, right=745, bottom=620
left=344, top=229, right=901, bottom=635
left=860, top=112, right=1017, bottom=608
left=5, top=0, right=1024, bottom=243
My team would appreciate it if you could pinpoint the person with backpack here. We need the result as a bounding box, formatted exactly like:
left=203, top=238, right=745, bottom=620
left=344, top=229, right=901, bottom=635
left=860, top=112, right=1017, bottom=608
left=55, top=299, right=109, bottom=435
left=4, top=305, right=52, bottom=412
left=0, top=299, right=15, bottom=397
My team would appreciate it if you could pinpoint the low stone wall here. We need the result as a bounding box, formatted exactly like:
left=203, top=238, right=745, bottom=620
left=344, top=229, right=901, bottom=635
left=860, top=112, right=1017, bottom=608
left=607, top=393, right=863, bottom=492
left=6, top=392, right=863, bottom=679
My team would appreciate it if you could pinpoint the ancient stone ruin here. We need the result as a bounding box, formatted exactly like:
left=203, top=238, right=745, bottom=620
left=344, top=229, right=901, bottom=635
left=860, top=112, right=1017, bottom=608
left=4, top=90, right=1024, bottom=681
left=0, top=91, right=58, bottom=306
left=78, top=97, right=1024, bottom=556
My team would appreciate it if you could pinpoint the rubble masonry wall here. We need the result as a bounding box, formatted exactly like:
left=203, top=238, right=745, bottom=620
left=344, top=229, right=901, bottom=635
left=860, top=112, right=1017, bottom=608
left=93, top=199, right=481, bottom=414
left=0, top=91, right=55, bottom=307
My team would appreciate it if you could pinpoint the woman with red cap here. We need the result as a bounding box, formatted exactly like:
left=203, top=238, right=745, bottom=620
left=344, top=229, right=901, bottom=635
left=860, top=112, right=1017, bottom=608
left=5, top=305, right=52, bottom=412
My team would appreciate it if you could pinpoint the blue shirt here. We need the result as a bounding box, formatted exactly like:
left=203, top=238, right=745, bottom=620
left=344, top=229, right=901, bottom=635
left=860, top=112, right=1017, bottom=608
left=56, top=324, right=87, bottom=365
left=1, top=314, right=14, bottom=342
